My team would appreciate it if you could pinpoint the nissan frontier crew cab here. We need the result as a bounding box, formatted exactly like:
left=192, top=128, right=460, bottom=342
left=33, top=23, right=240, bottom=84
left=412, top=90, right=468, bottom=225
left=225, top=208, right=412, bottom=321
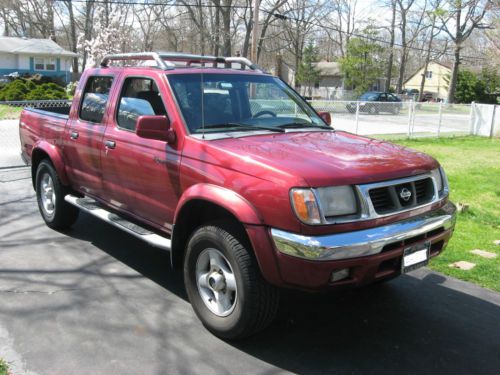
left=19, top=52, right=456, bottom=339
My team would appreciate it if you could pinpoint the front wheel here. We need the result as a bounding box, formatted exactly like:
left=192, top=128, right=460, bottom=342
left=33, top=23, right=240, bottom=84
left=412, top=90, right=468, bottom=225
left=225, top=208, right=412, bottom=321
left=184, top=225, right=279, bottom=339
left=35, top=159, right=79, bottom=229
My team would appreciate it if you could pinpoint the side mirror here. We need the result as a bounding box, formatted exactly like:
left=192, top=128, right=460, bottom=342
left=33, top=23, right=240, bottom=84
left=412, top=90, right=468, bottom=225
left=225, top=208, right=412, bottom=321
left=318, top=111, right=332, bottom=126
left=136, top=115, right=176, bottom=143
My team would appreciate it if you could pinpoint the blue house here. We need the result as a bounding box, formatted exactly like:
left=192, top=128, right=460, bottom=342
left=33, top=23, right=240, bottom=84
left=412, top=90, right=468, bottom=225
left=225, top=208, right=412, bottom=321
left=0, top=36, right=78, bottom=83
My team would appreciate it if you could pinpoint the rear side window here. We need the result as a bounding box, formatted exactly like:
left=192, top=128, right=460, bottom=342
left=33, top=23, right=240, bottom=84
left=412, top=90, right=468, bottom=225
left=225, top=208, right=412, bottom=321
left=117, top=77, right=167, bottom=131
left=80, top=76, right=114, bottom=123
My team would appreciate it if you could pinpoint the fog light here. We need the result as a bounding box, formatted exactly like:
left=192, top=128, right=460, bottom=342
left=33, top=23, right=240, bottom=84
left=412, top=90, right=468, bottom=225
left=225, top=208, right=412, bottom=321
left=330, top=268, right=350, bottom=282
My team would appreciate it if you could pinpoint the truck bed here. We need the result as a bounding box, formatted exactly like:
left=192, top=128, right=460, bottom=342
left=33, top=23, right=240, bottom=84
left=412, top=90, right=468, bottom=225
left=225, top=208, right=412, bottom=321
left=19, top=105, right=71, bottom=163
left=25, top=103, right=71, bottom=118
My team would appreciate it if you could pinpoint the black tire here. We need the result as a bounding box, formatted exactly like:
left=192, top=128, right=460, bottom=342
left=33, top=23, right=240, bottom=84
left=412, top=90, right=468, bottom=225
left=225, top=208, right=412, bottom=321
left=35, top=159, right=79, bottom=229
left=184, top=224, right=279, bottom=339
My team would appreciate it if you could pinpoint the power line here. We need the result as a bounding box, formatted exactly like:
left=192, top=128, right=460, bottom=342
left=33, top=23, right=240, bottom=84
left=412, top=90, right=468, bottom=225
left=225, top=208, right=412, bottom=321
left=54, top=0, right=485, bottom=61
left=54, top=0, right=251, bottom=10
left=263, top=10, right=485, bottom=61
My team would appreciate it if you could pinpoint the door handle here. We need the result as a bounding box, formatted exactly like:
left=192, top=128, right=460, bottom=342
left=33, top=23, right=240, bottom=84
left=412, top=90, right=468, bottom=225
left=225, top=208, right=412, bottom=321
left=70, top=131, right=79, bottom=140
left=104, top=140, right=116, bottom=149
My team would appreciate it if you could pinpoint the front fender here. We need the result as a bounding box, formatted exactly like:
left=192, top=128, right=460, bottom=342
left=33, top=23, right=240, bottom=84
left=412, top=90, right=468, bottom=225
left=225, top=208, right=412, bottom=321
left=32, top=140, right=70, bottom=186
left=174, top=183, right=263, bottom=225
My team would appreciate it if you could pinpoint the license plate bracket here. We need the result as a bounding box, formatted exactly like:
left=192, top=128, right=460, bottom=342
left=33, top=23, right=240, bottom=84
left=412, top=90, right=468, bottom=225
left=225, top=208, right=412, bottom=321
left=402, top=241, right=430, bottom=273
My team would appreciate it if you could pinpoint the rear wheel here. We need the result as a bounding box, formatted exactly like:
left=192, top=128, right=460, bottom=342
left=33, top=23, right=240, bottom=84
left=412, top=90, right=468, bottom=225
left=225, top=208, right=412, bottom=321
left=184, top=224, right=279, bottom=339
left=35, top=159, right=79, bottom=229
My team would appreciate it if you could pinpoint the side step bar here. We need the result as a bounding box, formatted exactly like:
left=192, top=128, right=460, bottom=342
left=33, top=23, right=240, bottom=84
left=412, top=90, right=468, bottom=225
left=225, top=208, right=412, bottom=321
left=65, top=195, right=172, bottom=251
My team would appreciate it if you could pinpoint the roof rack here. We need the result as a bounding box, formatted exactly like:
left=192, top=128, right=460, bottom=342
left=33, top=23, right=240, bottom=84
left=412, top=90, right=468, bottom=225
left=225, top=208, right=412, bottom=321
left=100, top=52, right=263, bottom=72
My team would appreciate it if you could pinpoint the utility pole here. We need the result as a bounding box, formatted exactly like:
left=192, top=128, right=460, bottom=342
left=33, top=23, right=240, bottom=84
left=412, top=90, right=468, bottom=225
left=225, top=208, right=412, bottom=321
left=251, top=0, right=260, bottom=63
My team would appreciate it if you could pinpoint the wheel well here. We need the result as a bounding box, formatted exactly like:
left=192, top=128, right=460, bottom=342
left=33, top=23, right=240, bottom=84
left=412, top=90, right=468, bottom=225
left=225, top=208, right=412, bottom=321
left=171, top=199, right=251, bottom=269
left=31, top=149, right=50, bottom=190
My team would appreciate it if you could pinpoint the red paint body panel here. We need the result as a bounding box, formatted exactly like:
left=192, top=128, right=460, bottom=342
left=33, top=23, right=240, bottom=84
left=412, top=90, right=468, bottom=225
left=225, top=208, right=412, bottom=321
left=19, top=65, right=453, bottom=291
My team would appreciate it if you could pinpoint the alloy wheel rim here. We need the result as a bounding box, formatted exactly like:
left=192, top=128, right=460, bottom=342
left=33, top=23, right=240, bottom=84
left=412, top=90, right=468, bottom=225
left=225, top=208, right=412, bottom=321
left=195, top=248, right=237, bottom=317
left=40, top=173, right=56, bottom=216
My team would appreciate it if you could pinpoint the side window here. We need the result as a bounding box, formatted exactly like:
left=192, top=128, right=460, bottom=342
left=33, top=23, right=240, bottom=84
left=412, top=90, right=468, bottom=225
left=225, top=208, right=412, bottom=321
left=117, top=77, right=167, bottom=131
left=80, top=76, right=114, bottom=123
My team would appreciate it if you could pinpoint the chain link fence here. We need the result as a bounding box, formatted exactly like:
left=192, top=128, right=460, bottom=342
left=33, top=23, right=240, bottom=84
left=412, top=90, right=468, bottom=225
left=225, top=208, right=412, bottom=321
left=310, top=100, right=498, bottom=139
left=0, top=99, right=498, bottom=168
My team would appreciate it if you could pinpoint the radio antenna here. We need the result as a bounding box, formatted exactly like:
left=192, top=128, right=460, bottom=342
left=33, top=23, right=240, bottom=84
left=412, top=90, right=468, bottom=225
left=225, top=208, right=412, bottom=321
left=201, top=70, right=205, bottom=139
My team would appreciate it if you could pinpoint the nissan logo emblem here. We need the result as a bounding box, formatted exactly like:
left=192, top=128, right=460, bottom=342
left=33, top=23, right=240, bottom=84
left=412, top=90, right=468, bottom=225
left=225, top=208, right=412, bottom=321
left=399, top=187, right=412, bottom=201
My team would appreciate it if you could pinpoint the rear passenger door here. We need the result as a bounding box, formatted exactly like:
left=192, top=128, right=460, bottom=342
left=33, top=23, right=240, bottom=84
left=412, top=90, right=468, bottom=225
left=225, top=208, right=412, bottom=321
left=65, top=75, right=116, bottom=197
left=100, top=75, right=181, bottom=230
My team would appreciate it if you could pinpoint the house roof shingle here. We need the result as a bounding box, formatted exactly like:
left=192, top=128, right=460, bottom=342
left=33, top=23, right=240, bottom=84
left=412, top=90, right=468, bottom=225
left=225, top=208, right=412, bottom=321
left=314, top=61, right=341, bottom=77
left=0, top=37, right=78, bottom=57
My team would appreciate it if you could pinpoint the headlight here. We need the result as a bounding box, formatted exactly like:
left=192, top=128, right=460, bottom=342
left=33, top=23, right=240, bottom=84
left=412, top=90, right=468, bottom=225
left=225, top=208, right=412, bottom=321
left=430, top=167, right=445, bottom=193
left=290, top=186, right=357, bottom=225
left=430, top=168, right=442, bottom=192
left=290, top=188, right=321, bottom=224
left=316, top=186, right=357, bottom=217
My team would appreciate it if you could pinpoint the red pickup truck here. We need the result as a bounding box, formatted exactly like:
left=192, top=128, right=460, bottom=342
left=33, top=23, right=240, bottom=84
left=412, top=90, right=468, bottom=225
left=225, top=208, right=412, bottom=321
left=19, top=52, right=456, bottom=339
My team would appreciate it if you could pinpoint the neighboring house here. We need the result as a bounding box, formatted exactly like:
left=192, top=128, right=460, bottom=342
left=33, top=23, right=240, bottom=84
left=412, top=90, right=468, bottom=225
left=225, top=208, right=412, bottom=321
left=310, top=61, right=343, bottom=99
left=270, top=56, right=296, bottom=87
left=0, top=36, right=77, bottom=83
left=307, top=61, right=385, bottom=100
left=403, top=62, right=451, bottom=101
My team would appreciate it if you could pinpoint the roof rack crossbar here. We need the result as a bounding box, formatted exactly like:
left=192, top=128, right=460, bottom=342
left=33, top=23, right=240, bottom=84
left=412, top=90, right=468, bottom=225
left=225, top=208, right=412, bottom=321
left=101, top=52, right=173, bottom=69
left=100, top=52, right=262, bottom=72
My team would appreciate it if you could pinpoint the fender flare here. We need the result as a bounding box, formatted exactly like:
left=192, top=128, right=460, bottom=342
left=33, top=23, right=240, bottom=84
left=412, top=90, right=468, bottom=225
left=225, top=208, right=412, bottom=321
left=31, top=140, right=70, bottom=187
left=174, top=183, right=263, bottom=225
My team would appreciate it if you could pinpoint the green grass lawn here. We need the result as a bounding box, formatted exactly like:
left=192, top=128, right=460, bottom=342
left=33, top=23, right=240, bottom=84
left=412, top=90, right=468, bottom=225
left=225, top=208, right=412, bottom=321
left=394, top=136, right=500, bottom=291
left=0, top=104, right=23, bottom=120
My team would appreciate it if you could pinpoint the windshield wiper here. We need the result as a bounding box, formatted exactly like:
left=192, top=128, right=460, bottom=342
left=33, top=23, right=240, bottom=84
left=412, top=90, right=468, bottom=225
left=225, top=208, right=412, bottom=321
left=201, top=122, right=285, bottom=133
left=278, top=122, right=332, bottom=130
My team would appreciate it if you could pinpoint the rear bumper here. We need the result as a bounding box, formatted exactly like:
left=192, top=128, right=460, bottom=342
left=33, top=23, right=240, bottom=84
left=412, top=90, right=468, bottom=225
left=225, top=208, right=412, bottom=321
left=268, top=202, right=456, bottom=290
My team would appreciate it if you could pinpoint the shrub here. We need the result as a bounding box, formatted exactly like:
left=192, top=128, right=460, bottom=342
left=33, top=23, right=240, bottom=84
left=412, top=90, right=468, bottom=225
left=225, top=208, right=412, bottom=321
left=0, top=78, right=67, bottom=101
left=25, top=84, right=67, bottom=100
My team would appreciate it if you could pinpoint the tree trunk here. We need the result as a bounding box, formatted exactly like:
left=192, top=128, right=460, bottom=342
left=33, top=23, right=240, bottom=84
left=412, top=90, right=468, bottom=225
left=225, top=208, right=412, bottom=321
left=385, top=1, right=396, bottom=91
left=214, top=5, right=221, bottom=56
left=65, top=0, right=78, bottom=75
left=447, top=46, right=460, bottom=104
left=418, top=24, right=436, bottom=102
left=221, top=2, right=232, bottom=56
left=396, top=17, right=407, bottom=93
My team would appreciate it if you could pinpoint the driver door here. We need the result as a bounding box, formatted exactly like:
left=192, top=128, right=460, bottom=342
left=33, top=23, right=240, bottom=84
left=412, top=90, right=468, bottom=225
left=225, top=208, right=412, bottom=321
left=100, top=75, right=182, bottom=229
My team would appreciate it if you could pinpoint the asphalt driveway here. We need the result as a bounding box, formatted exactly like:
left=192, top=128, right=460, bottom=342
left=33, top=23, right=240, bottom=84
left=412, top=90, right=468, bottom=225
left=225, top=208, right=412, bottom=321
left=1, top=167, right=499, bottom=375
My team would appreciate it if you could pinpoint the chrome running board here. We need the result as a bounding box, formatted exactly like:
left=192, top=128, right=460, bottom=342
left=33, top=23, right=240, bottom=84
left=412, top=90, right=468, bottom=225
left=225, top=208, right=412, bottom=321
left=64, top=195, right=171, bottom=251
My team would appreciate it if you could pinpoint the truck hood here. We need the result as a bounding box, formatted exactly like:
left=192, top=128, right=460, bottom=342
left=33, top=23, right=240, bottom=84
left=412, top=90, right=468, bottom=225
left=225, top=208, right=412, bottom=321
left=210, top=131, right=438, bottom=186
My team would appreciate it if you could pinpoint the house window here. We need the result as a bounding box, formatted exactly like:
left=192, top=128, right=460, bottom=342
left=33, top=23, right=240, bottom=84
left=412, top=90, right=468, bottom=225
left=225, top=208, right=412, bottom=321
left=425, top=71, right=433, bottom=79
left=33, top=57, right=57, bottom=71
left=34, top=58, right=45, bottom=70
left=45, top=58, right=56, bottom=71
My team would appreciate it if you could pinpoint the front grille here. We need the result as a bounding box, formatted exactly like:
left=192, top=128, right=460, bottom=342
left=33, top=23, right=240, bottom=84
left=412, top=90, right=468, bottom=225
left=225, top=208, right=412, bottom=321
left=369, top=177, right=434, bottom=214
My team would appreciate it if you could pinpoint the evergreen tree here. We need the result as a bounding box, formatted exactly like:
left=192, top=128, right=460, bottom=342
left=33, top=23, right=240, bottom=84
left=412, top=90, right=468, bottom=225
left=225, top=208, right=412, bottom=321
left=296, top=43, right=321, bottom=98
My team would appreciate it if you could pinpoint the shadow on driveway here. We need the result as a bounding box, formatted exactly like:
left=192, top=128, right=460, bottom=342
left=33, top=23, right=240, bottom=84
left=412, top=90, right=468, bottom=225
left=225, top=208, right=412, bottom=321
left=64, top=212, right=500, bottom=374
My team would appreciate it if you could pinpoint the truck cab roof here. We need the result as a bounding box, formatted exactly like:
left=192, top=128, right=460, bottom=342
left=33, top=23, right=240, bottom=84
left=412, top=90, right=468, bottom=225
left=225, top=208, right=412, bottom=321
left=95, top=52, right=267, bottom=76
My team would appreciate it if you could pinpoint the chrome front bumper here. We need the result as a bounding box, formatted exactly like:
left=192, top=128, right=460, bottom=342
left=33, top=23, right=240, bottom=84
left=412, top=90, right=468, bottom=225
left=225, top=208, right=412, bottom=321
left=271, top=202, right=456, bottom=261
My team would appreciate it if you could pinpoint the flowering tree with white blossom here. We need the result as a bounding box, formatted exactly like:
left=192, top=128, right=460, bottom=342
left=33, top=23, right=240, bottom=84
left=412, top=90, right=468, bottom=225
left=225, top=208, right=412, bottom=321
left=78, top=8, right=124, bottom=69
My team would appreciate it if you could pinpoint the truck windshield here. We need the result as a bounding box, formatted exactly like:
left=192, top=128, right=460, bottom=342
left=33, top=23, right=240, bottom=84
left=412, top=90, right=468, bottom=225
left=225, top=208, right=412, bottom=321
left=167, top=73, right=327, bottom=134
